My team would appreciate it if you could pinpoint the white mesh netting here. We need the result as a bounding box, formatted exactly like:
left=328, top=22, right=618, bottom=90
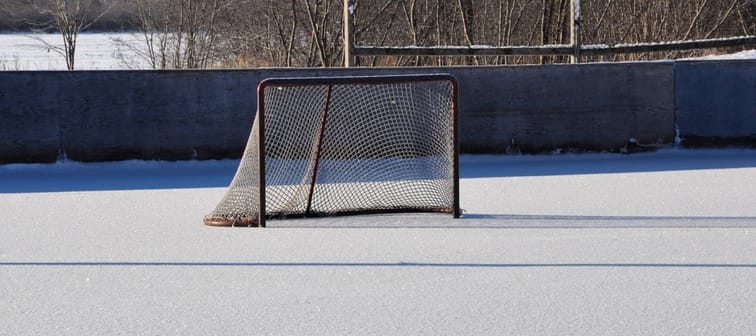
left=204, top=75, right=458, bottom=226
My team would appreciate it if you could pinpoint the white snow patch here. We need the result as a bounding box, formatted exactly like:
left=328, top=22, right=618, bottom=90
left=0, top=32, right=150, bottom=70
left=685, top=49, right=756, bottom=60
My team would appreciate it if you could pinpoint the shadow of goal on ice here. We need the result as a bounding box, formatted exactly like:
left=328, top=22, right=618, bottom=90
left=204, top=74, right=460, bottom=227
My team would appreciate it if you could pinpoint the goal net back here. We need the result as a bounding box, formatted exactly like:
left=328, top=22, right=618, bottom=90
left=204, top=74, right=459, bottom=227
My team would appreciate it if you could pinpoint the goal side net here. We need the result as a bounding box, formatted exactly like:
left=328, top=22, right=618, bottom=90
left=204, top=74, right=459, bottom=227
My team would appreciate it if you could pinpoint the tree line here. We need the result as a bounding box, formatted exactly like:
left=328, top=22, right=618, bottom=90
left=2, top=0, right=754, bottom=69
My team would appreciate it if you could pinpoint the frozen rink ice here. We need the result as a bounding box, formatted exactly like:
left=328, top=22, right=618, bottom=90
left=1, top=149, right=755, bottom=335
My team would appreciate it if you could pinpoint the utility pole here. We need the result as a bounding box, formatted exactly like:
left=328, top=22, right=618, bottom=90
left=343, top=0, right=355, bottom=67
left=570, top=0, right=581, bottom=64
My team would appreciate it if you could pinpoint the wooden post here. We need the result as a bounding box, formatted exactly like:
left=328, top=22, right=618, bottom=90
left=570, top=0, right=581, bottom=64
left=343, top=0, right=355, bottom=67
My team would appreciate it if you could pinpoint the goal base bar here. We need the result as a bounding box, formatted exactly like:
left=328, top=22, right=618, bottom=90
left=203, top=216, right=259, bottom=227
left=204, top=207, right=460, bottom=227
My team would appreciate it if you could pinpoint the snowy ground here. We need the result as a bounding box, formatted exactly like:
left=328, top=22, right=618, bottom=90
left=1, top=149, right=755, bottom=335
left=0, top=33, right=149, bottom=70
left=687, top=49, right=756, bottom=60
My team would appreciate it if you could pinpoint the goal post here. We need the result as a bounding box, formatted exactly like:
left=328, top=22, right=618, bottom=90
left=204, top=74, right=460, bottom=227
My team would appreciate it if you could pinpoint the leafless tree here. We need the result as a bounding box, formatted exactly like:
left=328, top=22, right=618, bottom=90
left=228, top=0, right=753, bottom=67
left=2, top=0, right=113, bottom=70
left=3, top=0, right=752, bottom=68
left=134, top=0, right=230, bottom=69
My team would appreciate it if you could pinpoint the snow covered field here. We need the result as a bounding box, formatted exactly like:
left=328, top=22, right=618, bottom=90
left=0, top=33, right=149, bottom=70
left=1, top=149, right=755, bottom=335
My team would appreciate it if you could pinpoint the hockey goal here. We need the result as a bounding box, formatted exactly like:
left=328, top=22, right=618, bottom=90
left=204, top=74, right=459, bottom=227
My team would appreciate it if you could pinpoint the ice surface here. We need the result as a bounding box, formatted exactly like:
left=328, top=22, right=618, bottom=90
left=1, top=149, right=756, bottom=335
